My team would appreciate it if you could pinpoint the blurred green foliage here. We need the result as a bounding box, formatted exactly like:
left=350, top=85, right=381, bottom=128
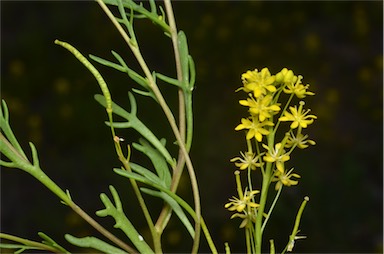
left=1, top=1, right=382, bottom=253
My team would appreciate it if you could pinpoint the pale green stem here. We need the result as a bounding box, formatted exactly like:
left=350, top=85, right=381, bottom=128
left=261, top=185, right=283, bottom=233
left=0, top=132, right=135, bottom=253
left=255, top=161, right=272, bottom=254
left=32, top=172, right=136, bottom=253
left=249, top=219, right=256, bottom=254
left=96, top=2, right=201, bottom=253
left=113, top=139, right=160, bottom=253
left=234, top=170, right=243, bottom=199
left=155, top=0, right=189, bottom=235
left=0, top=233, right=64, bottom=253
left=273, top=93, right=294, bottom=134
left=255, top=139, right=265, bottom=175
left=245, top=226, right=251, bottom=254
left=269, top=239, right=275, bottom=254
left=282, top=196, right=309, bottom=254
left=123, top=171, right=218, bottom=254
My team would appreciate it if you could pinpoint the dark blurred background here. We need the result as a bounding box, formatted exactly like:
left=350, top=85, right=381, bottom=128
left=1, top=1, right=382, bottom=253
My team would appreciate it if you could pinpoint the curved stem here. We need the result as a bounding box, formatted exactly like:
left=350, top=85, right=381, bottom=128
left=261, top=185, right=283, bottom=233
left=15, top=165, right=134, bottom=253
left=0, top=233, right=64, bottom=253
left=114, top=140, right=161, bottom=253
left=97, top=1, right=201, bottom=253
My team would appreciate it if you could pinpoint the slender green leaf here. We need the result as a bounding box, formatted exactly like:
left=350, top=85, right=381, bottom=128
left=111, top=51, right=150, bottom=90
left=94, top=94, right=131, bottom=119
left=0, top=100, right=28, bottom=160
left=102, top=0, right=170, bottom=34
left=141, top=188, right=194, bottom=238
left=156, top=72, right=181, bottom=88
left=128, top=163, right=165, bottom=187
left=133, top=138, right=172, bottom=188
left=95, top=93, right=175, bottom=166
left=89, top=54, right=126, bottom=72
left=131, top=88, right=156, bottom=100
left=96, top=185, right=154, bottom=254
left=38, top=232, right=69, bottom=254
left=65, top=235, right=127, bottom=254
left=114, top=169, right=196, bottom=221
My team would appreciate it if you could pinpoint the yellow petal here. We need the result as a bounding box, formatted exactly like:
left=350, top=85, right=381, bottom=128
left=290, top=121, right=299, bottom=129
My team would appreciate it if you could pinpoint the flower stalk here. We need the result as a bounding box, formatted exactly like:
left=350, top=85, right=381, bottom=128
left=226, top=68, right=316, bottom=253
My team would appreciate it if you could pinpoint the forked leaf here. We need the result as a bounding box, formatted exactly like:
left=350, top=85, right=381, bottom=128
left=0, top=100, right=28, bottom=160
left=133, top=138, right=172, bottom=188
left=96, top=185, right=154, bottom=254
left=114, top=169, right=196, bottom=223
left=111, top=51, right=149, bottom=90
left=128, top=163, right=165, bottom=187
left=38, top=232, right=69, bottom=253
left=95, top=93, right=175, bottom=166
left=102, top=0, right=170, bottom=34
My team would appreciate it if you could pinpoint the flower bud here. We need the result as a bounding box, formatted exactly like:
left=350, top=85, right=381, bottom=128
left=276, top=68, right=297, bottom=84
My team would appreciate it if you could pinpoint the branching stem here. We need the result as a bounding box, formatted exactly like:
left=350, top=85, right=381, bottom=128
left=96, top=1, right=201, bottom=252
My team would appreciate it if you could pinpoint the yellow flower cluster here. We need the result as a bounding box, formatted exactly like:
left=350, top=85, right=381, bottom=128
left=235, top=68, right=316, bottom=144
left=227, top=68, right=317, bottom=222
left=227, top=67, right=317, bottom=248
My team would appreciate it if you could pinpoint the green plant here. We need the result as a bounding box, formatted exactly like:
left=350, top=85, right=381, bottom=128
left=0, top=1, right=316, bottom=253
left=226, top=68, right=316, bottom=253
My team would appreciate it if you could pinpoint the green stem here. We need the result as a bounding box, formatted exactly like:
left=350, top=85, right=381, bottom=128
left=1, top=132, right=135, bottom=253
left=255, top=161, right=272, bottom=254
left=140, top=172, right=218, bottom=254
left=273, top=94, right=294, bottom=134
left=0, top=233, right=64, bottom=253
left=245, top=227, right=251, bottom=254
left=31, top=169, right=135, bottom=253
left=155, top=0, right=191, bottom=236
left=97, top=1, right=201, bottom=253
left=262, top=185, right=283, bottom=233
left=114, top=140, right=161, bottom=253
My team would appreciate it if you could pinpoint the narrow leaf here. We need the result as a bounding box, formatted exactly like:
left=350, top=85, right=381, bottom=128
left=95, top=186, right=154, bottom=254
left=89, top=54, right=126, bottom=73
left=141, top=188, right=195, bottom=238
left=128, top=163, right=164, bottom=187
left=133, top=138, right=172, bottom=188
left=95, top=93, right=175, bottom=166
left=38, top=232, right=69, bottom=253
left=65, top=235, right=127, bottom=254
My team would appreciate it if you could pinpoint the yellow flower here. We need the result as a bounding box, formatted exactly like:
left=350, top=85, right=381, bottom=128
left=239, top=95, right=281, bottom=122
left=271, top=168, right=301, bottom=190
left=262, top=143, right=290, bottom=172
left=225, top=189, right=260, bottom=213
left=230, top=211, right=257, bottom=228
left=283, top=75, right=315, bottom=98
left=279, top=101, right=317, bottom=129
left=285, top=131, right=316, bottom=149
left=241, top=68, right=276, bottom=98
left=235, top=117, right=274, bottom=142
left=231, top=151, right=264, bottom=170
left=275, top=68, right=298, bottom=84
